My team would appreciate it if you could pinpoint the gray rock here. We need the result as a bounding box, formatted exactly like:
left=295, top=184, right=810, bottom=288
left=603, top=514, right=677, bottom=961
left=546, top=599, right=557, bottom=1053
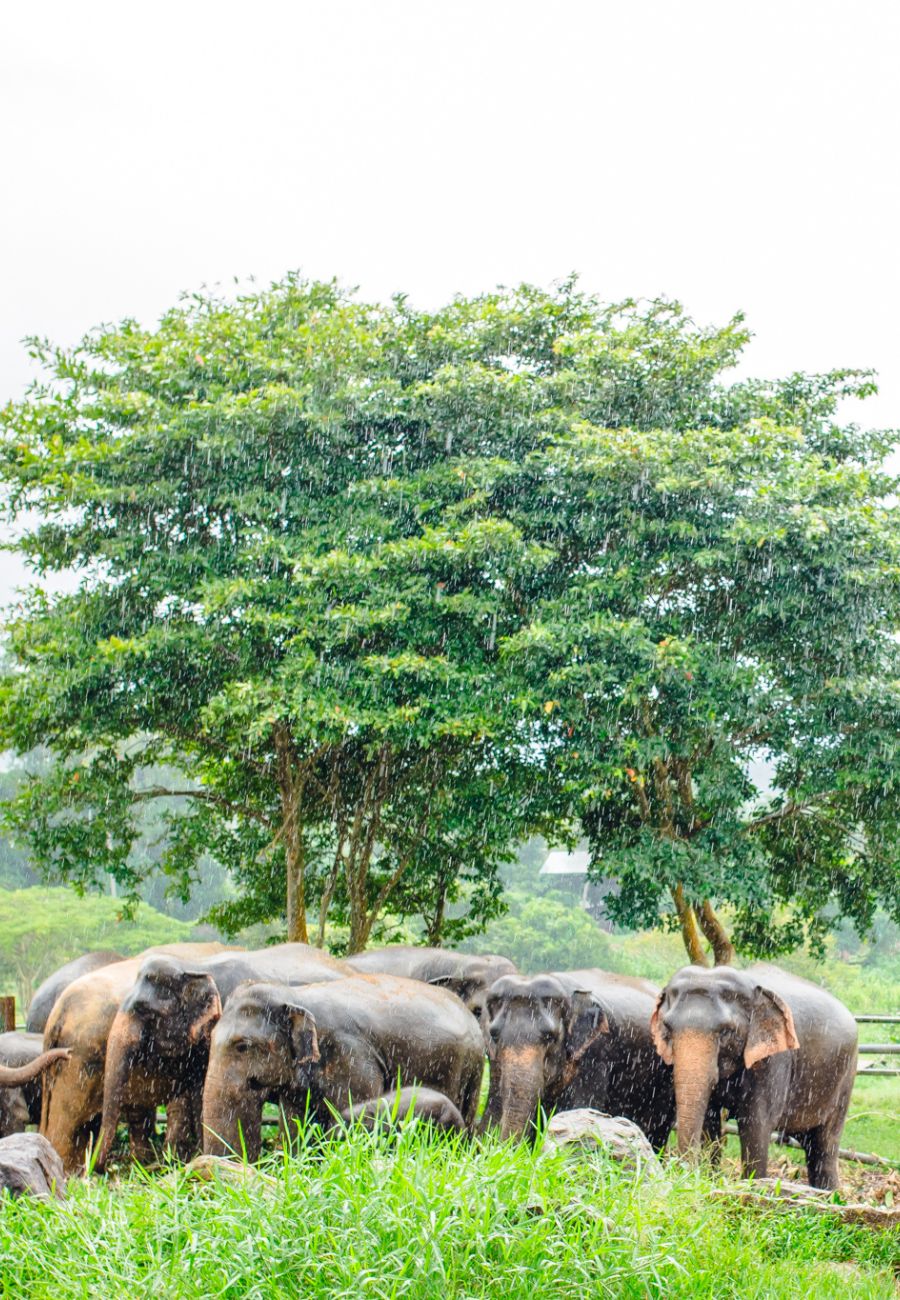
left=541, top=1108, right=662, bottom=1177
left=0, top=1132, right=67, bottom=1199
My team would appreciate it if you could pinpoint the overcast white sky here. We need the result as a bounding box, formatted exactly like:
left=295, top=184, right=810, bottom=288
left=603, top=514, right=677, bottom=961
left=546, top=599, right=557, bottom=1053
left=2, top=0, right=899, bottom=604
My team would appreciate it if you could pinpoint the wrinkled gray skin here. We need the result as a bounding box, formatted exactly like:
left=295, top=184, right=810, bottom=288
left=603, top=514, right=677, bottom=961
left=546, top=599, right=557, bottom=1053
left=26, top=951, right=124, bottom=1034
left=345, top=947, right=517, bottom=1023
left=482, top=969, right=674, bottom=1148
left=97, top=944, right=348, bottom=1170
left=203, top=974, right=485, bottom=1160
left=339, top=1086, right=467, bottom=1133
left=651, top=964, right=858, bottom=1189
left=0, top=1033, right=71, bottom=1138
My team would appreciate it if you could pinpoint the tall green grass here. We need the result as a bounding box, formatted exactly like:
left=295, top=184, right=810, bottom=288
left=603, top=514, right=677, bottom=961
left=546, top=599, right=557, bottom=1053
left=0, top=1128, right=896, bottom=1299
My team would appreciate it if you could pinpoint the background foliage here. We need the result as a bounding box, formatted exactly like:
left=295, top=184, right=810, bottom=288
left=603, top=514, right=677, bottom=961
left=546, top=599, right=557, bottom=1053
left=2, top=277, right=899, bottom=959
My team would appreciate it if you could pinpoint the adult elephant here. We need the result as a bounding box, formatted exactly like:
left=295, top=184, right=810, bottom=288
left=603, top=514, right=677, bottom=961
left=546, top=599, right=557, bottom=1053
left=345, top=947, right=516, bottom=1022
left=0, top=1033, right=70, bottom=1138
left=650, top=964, right=858, bottom=1189
left=26, top=951, right=125, bottom=1034
left=203, top=974, right=485, bottom=1160
left=96, top=944, right=348, bottom=1170
left=482, top=969, right=673, bottom=1148
left=41, top=942, right=233, bottom=1173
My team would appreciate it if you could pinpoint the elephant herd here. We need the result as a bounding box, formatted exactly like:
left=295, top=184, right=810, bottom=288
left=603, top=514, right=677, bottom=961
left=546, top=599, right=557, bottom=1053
left=0, top=941, right=859, bottom=1189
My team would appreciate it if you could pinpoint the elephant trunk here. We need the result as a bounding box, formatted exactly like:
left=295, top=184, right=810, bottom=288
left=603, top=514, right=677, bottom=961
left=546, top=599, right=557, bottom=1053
left=672, top=1029, right=719, bottom=1158
left=97, top=1011, right=143, bottom=1172
left=202, top=1066, right=262, bottom=1161
left=0, top=1048, right=70, bottom=1090
left=497, top=1046, right=546, bottom=1141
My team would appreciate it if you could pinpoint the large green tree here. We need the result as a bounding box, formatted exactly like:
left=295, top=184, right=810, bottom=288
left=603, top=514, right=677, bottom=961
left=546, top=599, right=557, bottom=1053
left=0, top=279, right=555, bottom=947
left=2, top=277, right=899, bottom=959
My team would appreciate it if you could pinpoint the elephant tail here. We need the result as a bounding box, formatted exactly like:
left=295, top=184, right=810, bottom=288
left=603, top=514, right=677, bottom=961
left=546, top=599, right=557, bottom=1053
left=0, top=1048, right=71, bottom=1089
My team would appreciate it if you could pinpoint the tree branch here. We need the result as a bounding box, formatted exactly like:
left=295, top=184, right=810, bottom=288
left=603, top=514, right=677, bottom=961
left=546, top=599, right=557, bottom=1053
left=131, top=786, right=275, bottom=828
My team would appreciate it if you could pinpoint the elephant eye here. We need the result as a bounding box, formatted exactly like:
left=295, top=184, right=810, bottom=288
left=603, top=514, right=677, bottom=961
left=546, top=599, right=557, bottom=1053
left=232, top=1039, right=251, bottom=1053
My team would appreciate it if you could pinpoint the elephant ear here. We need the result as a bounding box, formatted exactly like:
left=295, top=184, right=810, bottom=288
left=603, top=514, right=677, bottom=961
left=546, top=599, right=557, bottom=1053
left=187, top=982, right=222, bottom=1045
left=566, top=990, right=610, bottom=1063
left=649, top=992, right=673, bottom=1066
left=287, top=1007, right=320, bottom=1066
left=744, top=987, right=799, bottom=1069
left=429, top=974, right=480, bottom=1011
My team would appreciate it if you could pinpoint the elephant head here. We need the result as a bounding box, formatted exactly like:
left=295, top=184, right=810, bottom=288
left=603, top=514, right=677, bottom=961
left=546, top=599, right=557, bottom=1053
left=202, top=982, right=320, bottom=1161
left=484, top=974, right=609, bottom=1140
left=97, top=955, right=221, bottom=1169
left=650, top=966, right=799, bottom=1158
left=428, top=956, right=518, bottom=1027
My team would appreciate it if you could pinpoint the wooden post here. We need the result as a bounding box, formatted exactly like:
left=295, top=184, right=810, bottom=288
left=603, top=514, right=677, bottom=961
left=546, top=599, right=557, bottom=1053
left=0, top=997, right=14, bottom=1033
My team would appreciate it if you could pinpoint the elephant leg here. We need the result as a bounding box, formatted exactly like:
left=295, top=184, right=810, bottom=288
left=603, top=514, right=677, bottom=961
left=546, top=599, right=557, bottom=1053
left=701, top=1103, right=725, bottom=1168
left=276, top=1100, right=306, bottom=1147
left=165, top=1095, right=200, bottom=1162
left=736, top=1103, right=773, bottom=1181
left=45, top=1121, right=91, bottom=1176
left=479, top=1059, right=503, bottom=1132
left=125, top=1107, right=158, bottom=1166
left=456, top=1058, right=485, bottom=1134
left=801, top=1123, right=842, bottom=1190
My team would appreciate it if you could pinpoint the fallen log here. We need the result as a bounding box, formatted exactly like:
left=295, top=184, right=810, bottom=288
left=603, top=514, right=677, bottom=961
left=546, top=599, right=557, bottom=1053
left=711, top=1181, right=900, bottom=1229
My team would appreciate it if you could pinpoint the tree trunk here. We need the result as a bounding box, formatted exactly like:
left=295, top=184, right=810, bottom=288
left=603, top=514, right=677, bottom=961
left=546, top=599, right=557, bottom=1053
left=274, top=724, right=308, bottom=944
left=697, top=900, right=735, bottom=965
left=673, top=884, right=709, bottom=965
left=347, top=905, right=374, bottom=955
left=315, top=858, right=341, bottom=949
left=424, top=878, right=448, bottom=947
left=285, top=835, right=308, bottom=944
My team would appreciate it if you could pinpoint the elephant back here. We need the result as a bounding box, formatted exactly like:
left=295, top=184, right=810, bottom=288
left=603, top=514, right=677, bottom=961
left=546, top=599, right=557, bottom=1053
left=26, top=951, right=125, bottom=1034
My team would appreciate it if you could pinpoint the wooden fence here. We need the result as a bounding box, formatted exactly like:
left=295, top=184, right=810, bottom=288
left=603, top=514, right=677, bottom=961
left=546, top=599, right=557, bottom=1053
left=855, top=1014, right=900, bottom=1077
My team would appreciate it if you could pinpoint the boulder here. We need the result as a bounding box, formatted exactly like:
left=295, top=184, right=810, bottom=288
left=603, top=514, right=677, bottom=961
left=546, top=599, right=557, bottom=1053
left=0, top=1133, right=67, bottom=1199
left=541, top=1108, right=662, bottom=1177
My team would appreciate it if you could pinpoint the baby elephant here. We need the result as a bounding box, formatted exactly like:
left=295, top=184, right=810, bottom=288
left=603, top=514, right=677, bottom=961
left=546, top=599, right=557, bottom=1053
left=339, top=1087, right=467, bottom=1133
left=651, top=963, right=857, bottom=1189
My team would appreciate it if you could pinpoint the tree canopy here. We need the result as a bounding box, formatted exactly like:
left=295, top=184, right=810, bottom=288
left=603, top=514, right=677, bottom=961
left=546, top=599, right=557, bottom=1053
left=2, top=275, right=899, bottom=959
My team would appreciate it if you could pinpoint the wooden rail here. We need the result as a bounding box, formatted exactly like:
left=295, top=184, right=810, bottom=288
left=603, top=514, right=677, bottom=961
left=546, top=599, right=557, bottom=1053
left=854, top=1014, right=900, bottom=1076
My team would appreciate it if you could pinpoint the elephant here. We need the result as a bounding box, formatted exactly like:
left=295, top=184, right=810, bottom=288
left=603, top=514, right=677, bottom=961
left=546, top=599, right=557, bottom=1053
left=650, top=963, right=858, bottom=1189
left=345, top=946, right=517, bottom=1022
left=96, top=944, right=349, bottom=1170
left=26, top=951, right=125, bottom=1034
left=41, top=942, right=234, bottom=1173
left=202, top=974, right=485, bottom=1160
left=338, top=1086, right=467, bottom=1133
left=481, top=969, right=674, bottom=1147
left=0, top=1033, right=70, bottom=1138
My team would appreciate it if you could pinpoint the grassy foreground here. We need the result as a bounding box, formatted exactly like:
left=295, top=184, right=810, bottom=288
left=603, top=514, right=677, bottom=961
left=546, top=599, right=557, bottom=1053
left=0, top=1129, right=897, bottom=1299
